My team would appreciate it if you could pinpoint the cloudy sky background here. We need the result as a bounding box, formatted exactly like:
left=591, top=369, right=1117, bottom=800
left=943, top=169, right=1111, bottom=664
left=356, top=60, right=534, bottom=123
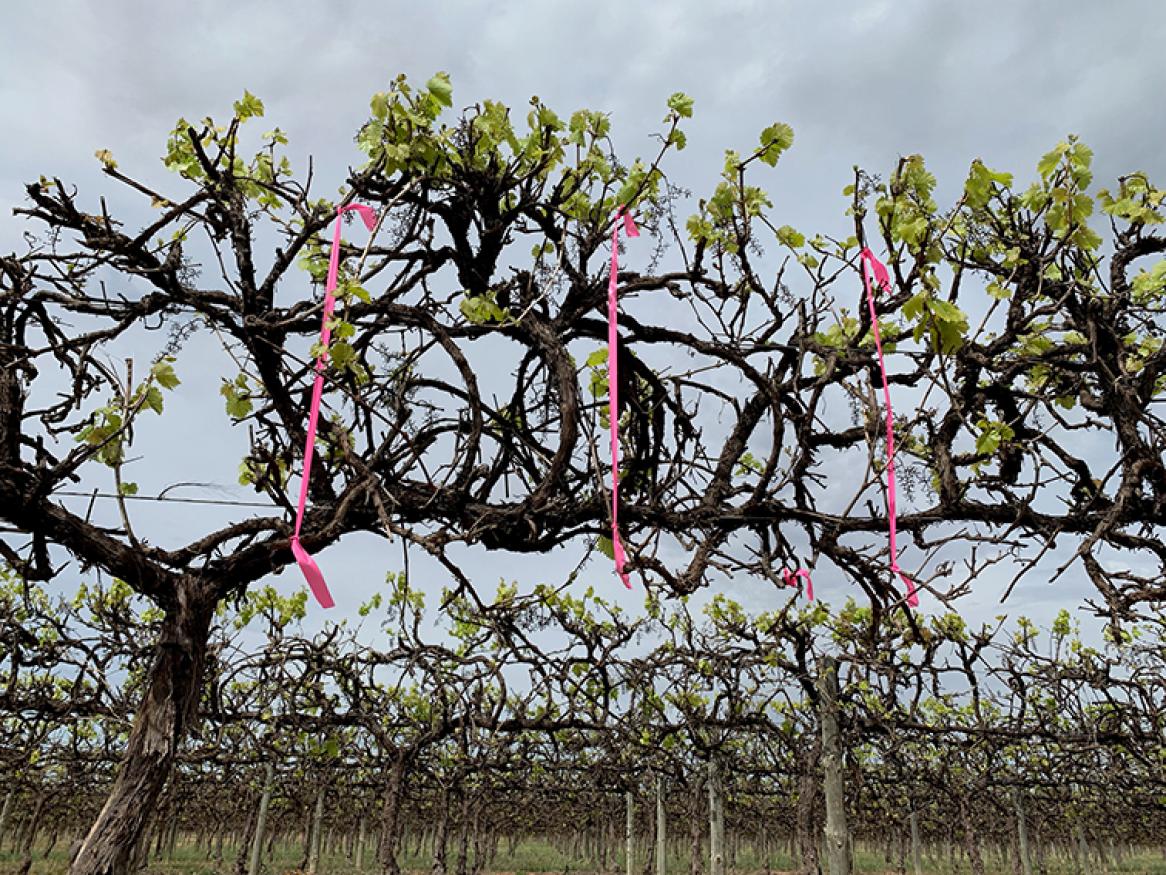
left=3, top=0, right=1164, bottom=640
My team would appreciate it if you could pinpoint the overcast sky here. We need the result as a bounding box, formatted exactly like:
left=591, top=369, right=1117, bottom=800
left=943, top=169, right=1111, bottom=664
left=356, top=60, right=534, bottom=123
left=3, top=1, right=1164, bottom=636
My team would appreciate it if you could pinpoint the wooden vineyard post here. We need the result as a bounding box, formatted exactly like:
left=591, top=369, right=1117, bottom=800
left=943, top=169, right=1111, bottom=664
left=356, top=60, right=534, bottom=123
left=656, top=775, right=666, bottom=875
left=1013, top=789, right=1033, bottom=875
left=707, top=759, right=724, bottom=875
left=909, top=810, right=923, bottom=875
left=626, top=789, right=635, bottom=875
left=248, top=763, right=275, bottom=875
left=308, top=787, right=325, bottom=875
left=818, top=656, right=851, bottom=875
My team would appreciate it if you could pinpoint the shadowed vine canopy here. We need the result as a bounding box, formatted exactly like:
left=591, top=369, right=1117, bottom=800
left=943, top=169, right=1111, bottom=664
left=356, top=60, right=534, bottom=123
left=3, top=74, right=1166, bottom=625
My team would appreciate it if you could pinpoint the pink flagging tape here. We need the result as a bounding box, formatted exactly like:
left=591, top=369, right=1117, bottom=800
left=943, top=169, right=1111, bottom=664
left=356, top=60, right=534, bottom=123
left=292, top=203, right=378, bottom=608
left=859, top=247, right=920, bottom=608
left=607, top=207, right=639, bottom=588
left=782, top=567, right=814, bottom=601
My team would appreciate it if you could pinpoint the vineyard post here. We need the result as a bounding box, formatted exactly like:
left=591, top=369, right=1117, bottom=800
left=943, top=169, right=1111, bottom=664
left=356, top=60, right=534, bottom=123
left=1012, top=789, right=1032, bottom=875
left=909, top=811, right=922, bottom=875
left=625, top=789, right=635, bottom=875
left=818, top=656, right=851, bottom=875
left=707, top=759, right=724, bottom=875
left=655, top=775, right=666, bottom=875
left=247, top=763, right=274, bottom=875
left=308, top=787, right=326, bottom=875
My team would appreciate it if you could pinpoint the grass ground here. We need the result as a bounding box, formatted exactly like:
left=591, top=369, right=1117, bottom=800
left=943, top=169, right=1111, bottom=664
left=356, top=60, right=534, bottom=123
left=4, top=837, right=1166, bottom=875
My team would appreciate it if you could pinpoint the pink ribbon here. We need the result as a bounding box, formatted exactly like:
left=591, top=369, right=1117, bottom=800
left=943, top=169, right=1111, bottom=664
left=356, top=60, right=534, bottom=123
left=782, top=567, right=814, bottom=601
left=860, top=247, right=920, bottom=608
left=607, top=207, right=639, bottom=588
left=291, top=203, right=378, bottom=609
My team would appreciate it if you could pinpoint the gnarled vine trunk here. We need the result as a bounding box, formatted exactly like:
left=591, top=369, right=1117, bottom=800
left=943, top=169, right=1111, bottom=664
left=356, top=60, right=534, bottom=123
left=378, top=755, right=408, bottom=875
left=795, top=740, right=822, bottom=875
left=69, top=580, right=214, bottom=875
left=431, top=785, right=451, bottom=875
left=959, top=798, right=987, bottom=875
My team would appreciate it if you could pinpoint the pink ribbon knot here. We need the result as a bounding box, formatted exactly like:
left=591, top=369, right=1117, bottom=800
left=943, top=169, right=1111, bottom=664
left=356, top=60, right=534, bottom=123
left=291, top=202, right=379, bottom=609
left=782, top=567, right=814, bottom=601
left=607, top=207, right=639, bottom=588
left=860, top=247, right=920, bottom=608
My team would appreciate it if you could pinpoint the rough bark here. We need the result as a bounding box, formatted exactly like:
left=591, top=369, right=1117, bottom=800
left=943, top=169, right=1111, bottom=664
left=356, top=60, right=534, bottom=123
left=470, top=806, right=488, bottom=875
left=456, top=793, right=472, bottom=875
left=233, top=807, right=255, bottom=875
left=431, top=787, right=450, bottom=875
left=818, top=657, right=851, bottom=875
left=19, top=792, right=45, bottom=855
left=689, top=781, right=704, bottom=875
left=153, top=810, right=167, bottom=860
left=132, top=821, right=154, bottom=873
left=69, top=581, right=214, bottom=875
left=378, top=756, right=407, bottom=875
left=959, top=799, right=986, bottom=875
left=795, top=741, right=822, bottom=875
left=0, top=791, right=12, bottom=851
